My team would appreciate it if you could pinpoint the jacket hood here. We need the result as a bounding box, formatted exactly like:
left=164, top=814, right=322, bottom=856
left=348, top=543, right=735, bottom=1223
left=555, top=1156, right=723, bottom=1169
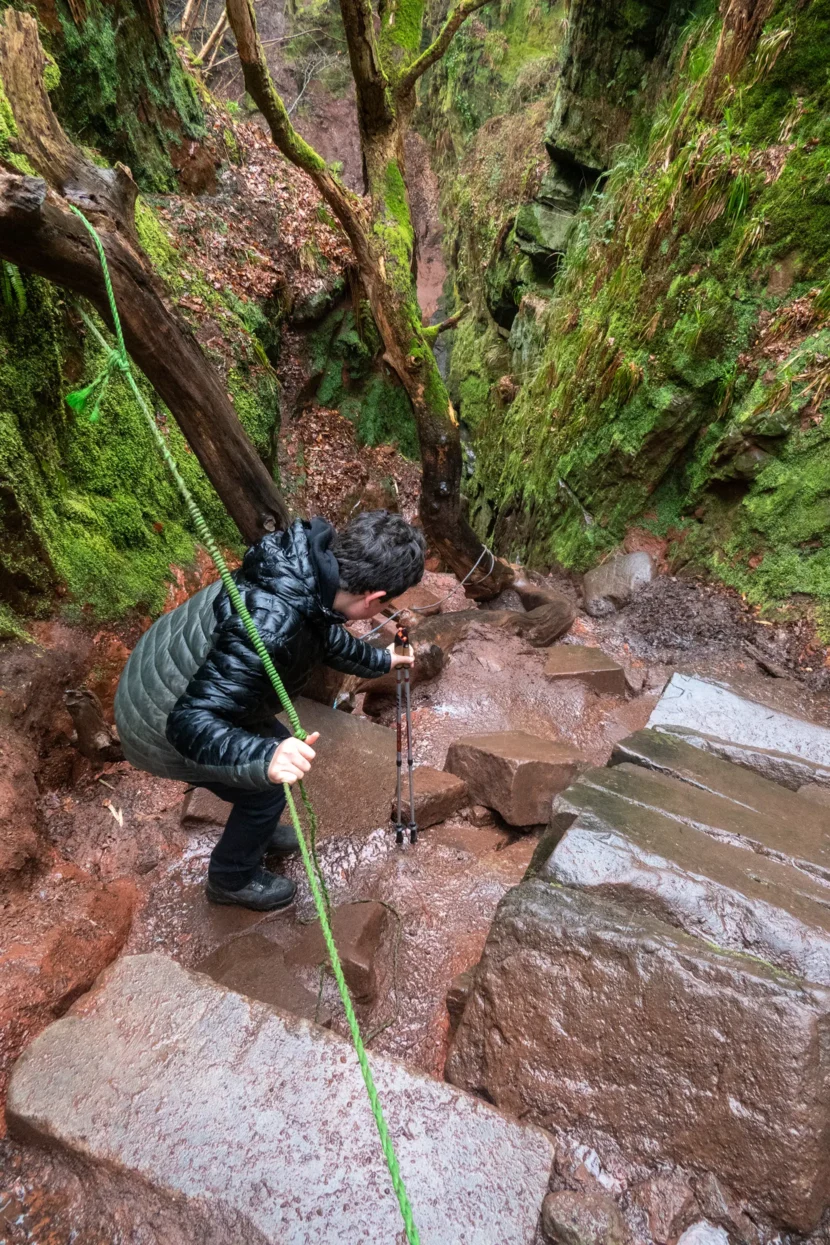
left=237, top=519, right=344, bottom=625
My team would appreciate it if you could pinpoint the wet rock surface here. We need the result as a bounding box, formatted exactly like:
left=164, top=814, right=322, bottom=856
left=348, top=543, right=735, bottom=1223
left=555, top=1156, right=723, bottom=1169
left=648, top=674, right=830, bottom=789
left=541, top=1189, right=626, bottom=1245
left=446, top=881, right=830, bottom=1232
left=541, top=766, right=830, bottom=983
left=195, top=932, right=333, bottom=1025
left=8, top=953, right=555, bottom=1244
left=544, top=646, right=626, bottom=695
left=391, top=764, right=468, bottom=829
left=582, top=554, right=654, bottom=617
left=285, top=899, right=390, bottom=1003
left=445, top=731, right=585, bottom=825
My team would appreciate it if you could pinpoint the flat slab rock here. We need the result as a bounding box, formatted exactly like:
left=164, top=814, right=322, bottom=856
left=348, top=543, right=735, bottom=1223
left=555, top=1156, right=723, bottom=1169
left=445, top=731, right=583, bottom=826
left=292, top=697, right=396, bottom=839
left=543, top=645, right=626, bottom=695
left=391, top=765, right=468, bottom=829
left=647, top=674, right=830, bottom=790
left=538, top=764, right=830, bottom=985
left=446, top=881, right=830, bottom=1233
left=8, top=954, right=554, bottom=1245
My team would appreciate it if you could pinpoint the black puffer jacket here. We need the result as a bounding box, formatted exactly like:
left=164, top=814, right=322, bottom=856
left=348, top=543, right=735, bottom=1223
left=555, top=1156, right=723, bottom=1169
left=114, top=519, right=390, bottom=790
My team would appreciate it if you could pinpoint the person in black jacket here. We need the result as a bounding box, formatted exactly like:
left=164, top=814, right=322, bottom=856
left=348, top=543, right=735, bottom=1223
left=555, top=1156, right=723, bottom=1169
left=115, top=511, right=424, bottom=910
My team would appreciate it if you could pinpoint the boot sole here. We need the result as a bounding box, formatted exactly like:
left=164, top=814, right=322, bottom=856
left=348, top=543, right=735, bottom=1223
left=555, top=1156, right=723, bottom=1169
left=205, top=886, right=296, bottom=912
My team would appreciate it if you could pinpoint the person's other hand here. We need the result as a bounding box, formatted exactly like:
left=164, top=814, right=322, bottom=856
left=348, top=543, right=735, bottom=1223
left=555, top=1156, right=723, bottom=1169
left=387, top=642, right=414, bottom=670
left=268, top=732, right=320, bottom=784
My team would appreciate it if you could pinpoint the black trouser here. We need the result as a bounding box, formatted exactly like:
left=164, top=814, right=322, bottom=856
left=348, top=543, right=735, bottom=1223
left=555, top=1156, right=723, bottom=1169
left=201, top=726, right=290, bottom=889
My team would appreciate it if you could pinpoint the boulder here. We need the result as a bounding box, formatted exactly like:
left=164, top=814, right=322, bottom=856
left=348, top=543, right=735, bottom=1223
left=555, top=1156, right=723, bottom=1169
left=540, top=1189, right=626, bottom=1245
left=539, top=767, right=830, bottom=983
left=285, top=900, right=390, bottom=1004
left=544, top=646, right=626, bottom=696
left=445, top=731, right=584, bottom=826
left=647, top=674, right=830, bottom=790
left=445, top=882, right=830, bottom=1232
left=465, top=804, right=497, bottom=827
left=8, top=953, right=555, bottom=1244
left=391, top=766, right=468, bottom=829
left=582, top=553, right=654, bottom=617
left=195, top=932, right=331, bottom=1025
left=630, top=1173, right=697, bottom=1244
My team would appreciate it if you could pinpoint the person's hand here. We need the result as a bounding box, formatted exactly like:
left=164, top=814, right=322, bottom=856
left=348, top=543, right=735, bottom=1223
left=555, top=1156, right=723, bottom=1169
left=268, top=732, right=319, bottom=784
left=387, top=642, right=414, bottom=670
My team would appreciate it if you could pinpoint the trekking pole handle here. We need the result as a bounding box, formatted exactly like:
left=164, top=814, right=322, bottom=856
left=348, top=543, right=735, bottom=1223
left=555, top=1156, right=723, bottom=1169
left=394, top=623, right=411, bottom=656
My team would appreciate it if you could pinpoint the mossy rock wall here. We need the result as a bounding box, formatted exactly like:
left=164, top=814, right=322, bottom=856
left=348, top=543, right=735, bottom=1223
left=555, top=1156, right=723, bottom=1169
left=427, top=0, right=830, bottom=631
left=4, top=0, right=206, bottom=191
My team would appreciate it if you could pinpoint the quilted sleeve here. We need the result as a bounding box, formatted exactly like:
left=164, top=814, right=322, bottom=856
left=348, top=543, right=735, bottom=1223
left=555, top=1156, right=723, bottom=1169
left=322, top=623, right=392, bottom=679
left=166, top=599, right=301, bottom=791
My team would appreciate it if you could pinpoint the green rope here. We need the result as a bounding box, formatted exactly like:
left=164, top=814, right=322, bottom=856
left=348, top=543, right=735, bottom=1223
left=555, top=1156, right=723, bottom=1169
left=67, top=205, right=421, bottom=1245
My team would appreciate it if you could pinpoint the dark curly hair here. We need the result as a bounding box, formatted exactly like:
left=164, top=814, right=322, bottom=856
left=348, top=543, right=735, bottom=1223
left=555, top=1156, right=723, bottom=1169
left=331, top=510, right=426, bottom=601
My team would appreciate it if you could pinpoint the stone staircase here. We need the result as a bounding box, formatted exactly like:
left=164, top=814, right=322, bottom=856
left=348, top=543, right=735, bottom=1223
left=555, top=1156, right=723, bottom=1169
left=447, top=676, right=830, bottom=1236
left=8, top=953, right=554, bottom=1244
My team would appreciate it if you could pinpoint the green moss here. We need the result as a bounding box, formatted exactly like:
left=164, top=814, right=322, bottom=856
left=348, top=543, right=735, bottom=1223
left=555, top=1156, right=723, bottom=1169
left=0, top=74, right=36, bottom=174
left=43, top=0, right=206, bottom=191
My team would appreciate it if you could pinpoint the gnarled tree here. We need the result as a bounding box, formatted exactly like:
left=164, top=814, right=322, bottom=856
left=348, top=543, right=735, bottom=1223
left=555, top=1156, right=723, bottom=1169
left=225, top=0, right=515, bottom=597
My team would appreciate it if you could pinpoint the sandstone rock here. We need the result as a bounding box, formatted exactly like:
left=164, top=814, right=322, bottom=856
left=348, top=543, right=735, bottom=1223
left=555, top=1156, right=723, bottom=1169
left=292, top=698, right=395, bottom=840
left=9, top=953, right=555, bottom=1243
left=540, top=1189, right=625, bottom=1245
left=445, top=732, right=584, bottom=826
left=195, top=932, right=331, bottom=1025
left=465, top=804, right=497, bottom=827
left=1, top=868, right=135, bottom=1115
left=598, top=743, right=830, bottom=883
left=544, top=646, right=626, bottom=696
left=692, top=1173, right=759, bottom=1245
left=540, top=768, right=830, bottom=983
left=630, top=1173, right=697, bottom=1244
left=391, top=766, right=468, bottom=829
left=445, top=881, right=830, bottom=1232
left=647, top=674, right=830, bottom=790
left=180, top=785, right=228, bottom=828
left=582, top=553, right=654, bottom=617
left=446, top=969, right=474, bottom=1032
left=508, top=597, right=576, bottom=647
left=286, top=900, right=390, bottom=1004
left=676, top=1223, right=729, bottom=1245
left=798, top=783, right=830, bottom=808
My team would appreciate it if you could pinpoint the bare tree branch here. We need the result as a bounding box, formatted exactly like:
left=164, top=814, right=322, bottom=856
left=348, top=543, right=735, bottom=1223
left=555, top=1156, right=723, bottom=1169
left=397, top=0, right=490, bottom=97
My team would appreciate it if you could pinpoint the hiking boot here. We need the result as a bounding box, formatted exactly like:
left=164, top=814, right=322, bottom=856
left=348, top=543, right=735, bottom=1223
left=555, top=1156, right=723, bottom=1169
left=206, top=867, right=296, bottom=912
left=264, top=822, right=300, bottom=857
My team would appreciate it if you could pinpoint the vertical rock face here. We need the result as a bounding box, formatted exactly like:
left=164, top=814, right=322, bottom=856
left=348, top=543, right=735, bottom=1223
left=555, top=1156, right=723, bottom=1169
left=8, top=953, right=555, bottom=1244
left=446, top=881, right=830, bottom=1233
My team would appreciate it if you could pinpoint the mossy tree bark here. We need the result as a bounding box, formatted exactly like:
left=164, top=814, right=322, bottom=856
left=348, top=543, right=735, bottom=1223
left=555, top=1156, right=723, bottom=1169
left=0, top=9, right=289, bottom=546
left=225, top=0, right=515, bottom=597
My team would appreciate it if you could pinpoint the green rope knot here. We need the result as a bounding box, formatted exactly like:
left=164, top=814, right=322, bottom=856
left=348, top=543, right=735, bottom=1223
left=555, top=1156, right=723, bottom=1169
left=66, top=206, right=421, bottom=1245
left=66, top=344, right=129, bottom=422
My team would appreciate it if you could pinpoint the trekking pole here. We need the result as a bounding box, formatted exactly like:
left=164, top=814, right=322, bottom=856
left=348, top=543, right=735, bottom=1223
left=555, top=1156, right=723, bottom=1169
left=395, top=624, right=418, bottom=846
left=394, top=624, right=406, bottom=847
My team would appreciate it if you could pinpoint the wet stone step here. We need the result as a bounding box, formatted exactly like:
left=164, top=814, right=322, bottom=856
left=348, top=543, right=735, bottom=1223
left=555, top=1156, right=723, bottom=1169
left=445, top=731, right=584, bottom=826
left=647, top=673, right=830, bottom=790
left=389, top=765, right=468, bottom=830
left=590, top=733, right=830, bottom=882
left=537, top=766, right=830, bottom=984
left=8, top=953, right=555, bottom=1245
left=543, top=645, right=626, bottom=695
left=195, top=932, right=333, bottom=1026
left=612, top=727, right=830, bottom=830
left=445, top=881, right=830, bottom=1234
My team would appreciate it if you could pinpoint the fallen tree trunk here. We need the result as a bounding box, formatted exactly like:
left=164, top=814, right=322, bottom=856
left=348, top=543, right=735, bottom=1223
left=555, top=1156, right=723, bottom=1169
left=0, top=9, right=289, bottom=546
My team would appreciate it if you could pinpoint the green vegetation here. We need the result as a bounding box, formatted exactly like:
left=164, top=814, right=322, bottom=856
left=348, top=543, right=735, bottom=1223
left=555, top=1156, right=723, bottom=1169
left=435, top=0, right=830, bottom=627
